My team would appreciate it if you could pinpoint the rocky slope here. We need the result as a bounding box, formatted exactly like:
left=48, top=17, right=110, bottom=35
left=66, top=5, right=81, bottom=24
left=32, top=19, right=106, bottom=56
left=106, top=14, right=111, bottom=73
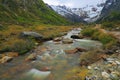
left=50, top=0, right=106, bottom=23
left=0, top=0, right=70, bottom=25
left=99, top=0, right=120, bottom=21
left=50, top=5, right=85, bottom=23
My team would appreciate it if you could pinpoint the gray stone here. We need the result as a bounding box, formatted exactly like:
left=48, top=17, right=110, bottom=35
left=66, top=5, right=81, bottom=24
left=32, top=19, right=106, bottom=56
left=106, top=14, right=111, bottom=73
left=21, top=31, right=43, bottom=40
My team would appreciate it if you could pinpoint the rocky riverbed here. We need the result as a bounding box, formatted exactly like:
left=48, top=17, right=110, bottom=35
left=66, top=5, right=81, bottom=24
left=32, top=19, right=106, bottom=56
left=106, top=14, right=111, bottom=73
left=0, top=28, right=116, bottom=80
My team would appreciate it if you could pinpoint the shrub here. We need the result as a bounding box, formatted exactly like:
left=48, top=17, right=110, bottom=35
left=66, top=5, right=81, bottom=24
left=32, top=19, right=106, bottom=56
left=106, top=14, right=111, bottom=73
left=101, top=22, right=115, bottom=29
left=81, top=28, right=117, bottom=49
left=80, top=49, right=104, bottom=65
left=81, top=28, right=96, bottom=36
left=0, top=39, right=35, bottom=55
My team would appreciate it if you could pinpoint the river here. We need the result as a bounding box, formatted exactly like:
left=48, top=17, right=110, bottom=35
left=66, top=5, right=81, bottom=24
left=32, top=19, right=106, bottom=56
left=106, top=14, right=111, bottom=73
left=0, top=28, right=102, bottom=80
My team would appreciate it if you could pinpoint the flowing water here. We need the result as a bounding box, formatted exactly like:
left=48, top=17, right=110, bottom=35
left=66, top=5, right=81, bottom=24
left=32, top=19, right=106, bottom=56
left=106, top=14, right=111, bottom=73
left=0, top=28, right=102, bottom=80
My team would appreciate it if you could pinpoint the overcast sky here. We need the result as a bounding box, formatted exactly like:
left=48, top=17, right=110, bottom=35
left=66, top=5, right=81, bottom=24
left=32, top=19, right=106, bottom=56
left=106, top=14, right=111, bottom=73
left=43, top=0, right=106, bottom=8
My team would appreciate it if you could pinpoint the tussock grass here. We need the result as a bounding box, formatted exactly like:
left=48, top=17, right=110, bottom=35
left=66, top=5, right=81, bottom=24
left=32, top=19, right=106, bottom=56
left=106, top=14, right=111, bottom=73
left=81, top=27, right=117, bottom=49
left=0, top=24, right=74, bottom=54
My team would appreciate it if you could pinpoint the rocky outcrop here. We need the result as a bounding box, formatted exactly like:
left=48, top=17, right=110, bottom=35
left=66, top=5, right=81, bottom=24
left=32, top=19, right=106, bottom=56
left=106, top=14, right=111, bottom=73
left=21, top=31, right=43, bottom=40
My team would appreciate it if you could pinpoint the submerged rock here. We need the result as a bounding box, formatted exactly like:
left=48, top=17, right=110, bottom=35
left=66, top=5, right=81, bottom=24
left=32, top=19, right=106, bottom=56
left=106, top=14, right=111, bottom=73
left=64, top=48, right=78, bottom=54
left=26, top=68, right=51, bottom=80
left=0, top=56, right=13, bottom=63
left=25, top=53, right=36, bottom=61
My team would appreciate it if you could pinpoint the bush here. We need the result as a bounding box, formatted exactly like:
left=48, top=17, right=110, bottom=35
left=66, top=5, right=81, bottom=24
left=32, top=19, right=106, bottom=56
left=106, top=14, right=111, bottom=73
left=0, top=39, right=35, bottom=55
left=81, top=28, right=96, bottom=36
left=81, top=28, right=117, bottom=48
left=101, top=22, right=115, bottom=29
left=80, top=49, right=104, bottom=65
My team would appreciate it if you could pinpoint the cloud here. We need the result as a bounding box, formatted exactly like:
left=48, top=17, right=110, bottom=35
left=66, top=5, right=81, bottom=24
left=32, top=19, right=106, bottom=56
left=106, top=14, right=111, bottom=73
left=43, top=0, right=106, bottom=8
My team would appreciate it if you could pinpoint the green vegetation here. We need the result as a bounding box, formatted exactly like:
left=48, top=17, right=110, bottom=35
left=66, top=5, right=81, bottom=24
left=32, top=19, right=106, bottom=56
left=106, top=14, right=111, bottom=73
left=0, top=25, right=73, bottom=55
left=100, top=11, right=120, bottom=30
left=81, top=27, right=117, bottom=48
left=0, top=39, right=35, bottom=55
left=0, top=0, right=70, bottom=25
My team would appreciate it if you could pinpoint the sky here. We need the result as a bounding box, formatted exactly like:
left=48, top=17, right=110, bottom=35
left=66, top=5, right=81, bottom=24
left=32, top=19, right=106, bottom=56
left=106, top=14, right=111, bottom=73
left=43, top=0, right=106, bottom=8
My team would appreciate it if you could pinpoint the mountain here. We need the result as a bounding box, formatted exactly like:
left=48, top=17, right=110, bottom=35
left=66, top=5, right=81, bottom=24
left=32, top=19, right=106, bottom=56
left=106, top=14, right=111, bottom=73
left=99, top=0, right=120, bottom=21
left=0, top=0, right=70, bottom=25
left=50, top=2, right=106, bottom=23
left=50, top=5, right=85, bottom=23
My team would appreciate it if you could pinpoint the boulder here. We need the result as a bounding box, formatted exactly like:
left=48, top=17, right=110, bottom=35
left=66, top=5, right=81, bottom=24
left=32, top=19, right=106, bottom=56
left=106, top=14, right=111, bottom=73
left=64, top=47, right=86, bottom=54
left=76, top=47, right=87, bottom=52
left=0, top=56, right=13, bottom=63
left=101, top=71, right=110, bottom=79
left=21, top=31, right=43, bottom=40
left=53, top=37, right=62, bottom=42
left=64, top=48, right=78, bottom=54
left=62, top=38, right=73, bottom=44
left=25, top=53, right=36, bottom=61
left=40, top=67, right=52, bottom=71
left=71, top=34, right=84, bottom=39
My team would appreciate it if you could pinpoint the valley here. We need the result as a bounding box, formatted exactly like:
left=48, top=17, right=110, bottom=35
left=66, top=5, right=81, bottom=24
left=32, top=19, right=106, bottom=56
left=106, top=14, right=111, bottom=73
left=0, top=0, right=120, bottom=80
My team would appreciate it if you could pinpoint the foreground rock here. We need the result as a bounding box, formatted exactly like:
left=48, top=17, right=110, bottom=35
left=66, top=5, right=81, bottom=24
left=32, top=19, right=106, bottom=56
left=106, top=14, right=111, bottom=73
left=25, top=53, right=36, bottom=61
left=62, top=38, right=73, bottom=44
left=0, top=56, right=13, bottom=63
left=21, top=31, right=43, bottom=40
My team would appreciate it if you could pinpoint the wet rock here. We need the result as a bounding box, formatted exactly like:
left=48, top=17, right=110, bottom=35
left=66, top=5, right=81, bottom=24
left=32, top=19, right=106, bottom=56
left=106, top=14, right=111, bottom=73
left=20, top=31, right=43, bottom=40
left=76, top=47, right=87, bottom=52
left=64, top=48, right=78, bottom=54
left=71, top=34, right=84, bottom=39
left=87, top=66, right=92, bottom=70
left=1, top=52, right=19, bottom=57
left=94, top=67, right=99, bottom=70
left=25, top=53, right=36, bottom=61
left=26, top=68, right=51, bottom=80
left=115, top=61, right=120, bottom=66
left=110, top=71, right=120, bottom=79
left=0, top=56, right=13, bottom=63
left=101, top=71, right=110, bottom=79
left=62, top=38, right=73, bottom=44
left=53, top=37, right=62, bottom=42
left=85, top=76, right=91, bottom=80
left=40, top=67, right=52, bottom=71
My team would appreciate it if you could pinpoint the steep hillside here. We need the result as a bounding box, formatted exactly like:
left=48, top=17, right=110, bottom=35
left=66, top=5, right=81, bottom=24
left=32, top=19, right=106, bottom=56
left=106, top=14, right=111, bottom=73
left=99, top=0, right=120, bottom=21
left=0, top=0, right=70, bottom=25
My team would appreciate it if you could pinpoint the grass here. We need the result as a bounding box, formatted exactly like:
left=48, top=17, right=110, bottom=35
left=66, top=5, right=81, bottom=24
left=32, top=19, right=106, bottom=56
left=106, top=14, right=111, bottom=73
left=0, top=24, right=74, bottom=55
left=81, top=27, right=117, bottom=49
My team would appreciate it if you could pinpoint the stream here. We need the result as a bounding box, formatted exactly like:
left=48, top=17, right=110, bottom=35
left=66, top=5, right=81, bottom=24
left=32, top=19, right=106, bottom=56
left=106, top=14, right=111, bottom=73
left=0, top=28, right=102, bottom=80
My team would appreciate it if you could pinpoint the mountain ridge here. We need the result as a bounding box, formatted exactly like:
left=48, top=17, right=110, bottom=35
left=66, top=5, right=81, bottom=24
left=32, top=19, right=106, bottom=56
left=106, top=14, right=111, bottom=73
left=0, top=0, right=70, bottom=25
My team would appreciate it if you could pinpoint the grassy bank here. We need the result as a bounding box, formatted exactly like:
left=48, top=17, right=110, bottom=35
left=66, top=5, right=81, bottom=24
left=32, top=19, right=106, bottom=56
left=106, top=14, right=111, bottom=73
left=81, top=27, right=117, bottom=49
left=0, top=24, right=74, bottom=55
